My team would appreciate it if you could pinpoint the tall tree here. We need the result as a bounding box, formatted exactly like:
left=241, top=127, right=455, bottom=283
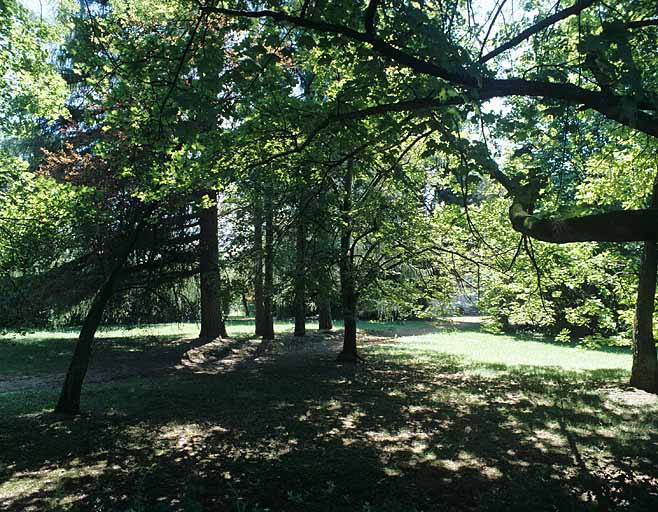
left=293, top=191, right=306, bottom=336
left=199, top=192, right=227, bottom=340
left=262, top=188, right=276, bottom=340
left=631, top=176, right=658, bottom=392
left=253, top=190, right=266, bottom=336
left=337, top=161, right=357, bottom=362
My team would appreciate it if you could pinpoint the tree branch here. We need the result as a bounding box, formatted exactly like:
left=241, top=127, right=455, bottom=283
left=508, top=203, right=658, bottom=243
left=210, top=6, right=658, bottom=138
left=625, top=18, right=658, bottom=29
left=479, top=0, right=598, bottom=63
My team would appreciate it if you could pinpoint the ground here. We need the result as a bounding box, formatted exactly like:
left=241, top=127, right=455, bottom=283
left=1, top=319, right=657, bottom=511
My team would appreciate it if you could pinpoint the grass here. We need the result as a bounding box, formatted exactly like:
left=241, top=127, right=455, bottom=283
left=1, top=319, right=657, bottom=511
left=0, top=318, right=429, bottom=377
left=394, top=330, right=632, bottom=371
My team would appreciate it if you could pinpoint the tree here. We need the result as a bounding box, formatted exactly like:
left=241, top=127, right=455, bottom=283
left=293, top=190, right=307, bottom=336
left=199, top=191, right=227, bottom=340
left=55, top=211, right=150, bottom=414
left=631, top=177, right=658, bottom=392
left=209, top=0, right=658, bottom=388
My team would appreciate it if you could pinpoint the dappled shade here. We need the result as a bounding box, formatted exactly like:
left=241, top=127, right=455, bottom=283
left=1, top=325, right=657, bottom=511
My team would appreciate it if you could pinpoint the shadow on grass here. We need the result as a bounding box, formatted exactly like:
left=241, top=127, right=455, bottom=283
left=1, top=338, right=657, bottom=512
left=0, top=334, right=195, bottom=379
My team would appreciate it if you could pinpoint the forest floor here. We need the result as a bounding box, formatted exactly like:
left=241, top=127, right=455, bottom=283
left=1, top=319, right=658, bottom=511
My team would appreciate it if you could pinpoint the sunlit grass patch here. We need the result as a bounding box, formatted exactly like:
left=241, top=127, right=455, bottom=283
left=372, top=329, right=632, bottom=372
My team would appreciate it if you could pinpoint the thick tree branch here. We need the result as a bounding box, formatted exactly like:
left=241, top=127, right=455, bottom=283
left=208, top=7, right=474, bottom=84
left=626, top=18, right=658, bottom=29
left=481, top=78, right=658, bottom=136
left=508, top=203, right=658, bottom=243
left=210, top=6, right=658, bottom=137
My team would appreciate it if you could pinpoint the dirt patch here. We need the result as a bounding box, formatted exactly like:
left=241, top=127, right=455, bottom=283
left=605, top=387, right=658, bottom=407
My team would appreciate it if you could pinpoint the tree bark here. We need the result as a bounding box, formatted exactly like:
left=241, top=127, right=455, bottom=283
left=509, top=202, right=658, bottom=243
left=262, top=191, right=275, bottom=340
left=630, top=177, right=658, bottom=393
left=338, top=280, right=358, bottom=362
left=318, top=285, right=333, bottom=331
left=294, top=203, right=306, bottom=337
left=317, top=225, right=334, bottom=331
left=55, top=274, right=118, bottom=415
left=199, top=194, right=225, bottom=340
left=253, top=193, right=266, bottom=336
left=54, top=217, right=146, bottom=415
left=631, top=241, right=658, bottom=392
left=337, top=162, right=358, bottom=362
left=242, top=293, right=250, bottom=317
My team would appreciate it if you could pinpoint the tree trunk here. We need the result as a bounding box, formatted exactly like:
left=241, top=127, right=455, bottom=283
left=55, top=275, right=117, bottom=415
left=630, top=177, right=658, bottom=393
left=317, top=256, right=333, bottom=331
left=199, top=195, right=225, bottom=340
left=318, top=290, right=333, bottom=331
left=338, top=279, right=358, bottom=362
left=242, top=293, right=250, bottom=317
left=253, top=193, right=266, bottom=336
left=317, top=225, right=333, bottom=331
left=55, top=218, right=146, bottom=415
left=219, top=292, right=229, bottom=338
left=262, top=192, right=275, bottom=340
left=337, top=162, right=358, bottom=362
left=294, top=206, right=306, bottom=337
left=631, top=241, right=658, bottom=392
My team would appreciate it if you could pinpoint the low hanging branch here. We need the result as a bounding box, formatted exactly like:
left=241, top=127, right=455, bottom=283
left=508, top=203, right=658, bottom=243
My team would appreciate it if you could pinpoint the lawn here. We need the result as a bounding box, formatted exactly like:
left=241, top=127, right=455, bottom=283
left=1, top=320, right=657, bottom=511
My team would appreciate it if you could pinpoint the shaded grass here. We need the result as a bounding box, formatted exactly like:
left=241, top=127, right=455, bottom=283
left=0, top=318, right=632, bottom=377
left=0, top=319, right=432, bottom=377
left=1, top=321, right=656, bottom=511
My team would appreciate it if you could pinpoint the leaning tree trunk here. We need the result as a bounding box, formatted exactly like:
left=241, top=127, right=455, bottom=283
left=294, top=207, right=306, bottom=337
left=199, top=195, right=226, bottom=341
left=55, top=274, right=118, bottom=415
left=262, top=192, right=275, bottom=340
left=253, top=193, right=266, bottom=336
left=55, top=220, right=145, bottom=415
left=337, top=162, right=358, bottom=362
left=630, top=177, right=658, bottom=393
